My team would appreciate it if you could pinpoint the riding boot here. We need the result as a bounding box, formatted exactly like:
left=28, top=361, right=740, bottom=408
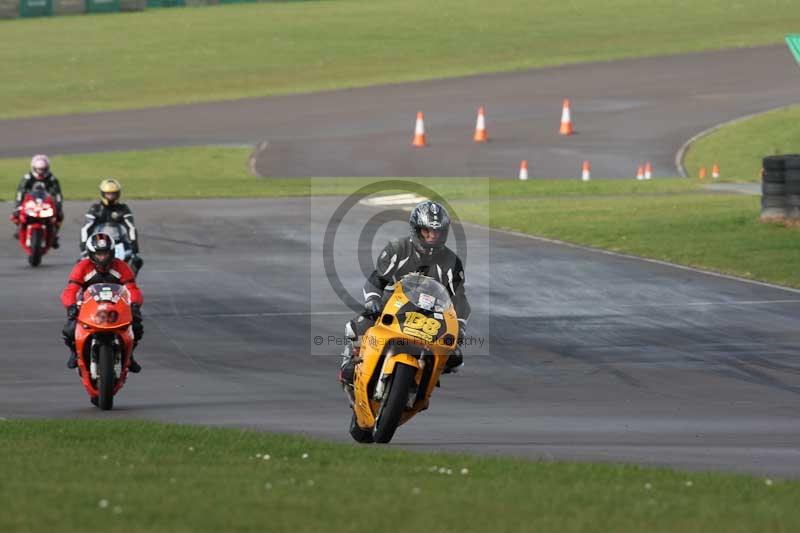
left=443, top=349, right=463, bottom=374
left=338, top=340, right=359, bottom=385
left=338, top=320, right=360, bottom=385
left=128, top=355, right=142, bottom=373
left=128, top=340, right=142, bottom=373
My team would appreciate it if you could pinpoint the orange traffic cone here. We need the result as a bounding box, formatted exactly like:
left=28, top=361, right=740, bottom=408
left=711, top=164, right=720, bottom=179
left=581, top=160, right=591, bottom=181
left=412, top=111, right=426, bottom=148
left=698, top=166, right=707, bottom=180
left=636, top=165, right=644, bottom=180
left=644, top=161, right=652, bottom=180
left=559, top=99, right=574, bottom=136
left=518, top=160, right=529, bottom=181
left=473, top=106, right=488, bottom=143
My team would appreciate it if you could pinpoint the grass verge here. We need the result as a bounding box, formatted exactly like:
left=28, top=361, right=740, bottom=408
left=1, top=0, right=799, bottom=118
left=683, top=105, right=800, bottom=182
left=1, top=419, right=796, bottom=533
left=0, top=146, right=701, bottom=201
left=0, top=146, right=307, bottom=200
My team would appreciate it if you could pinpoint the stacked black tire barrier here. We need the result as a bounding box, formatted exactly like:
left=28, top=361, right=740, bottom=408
left=785, top=155, right=800, bottom=219
left=761, top=155, right=787, bottom=219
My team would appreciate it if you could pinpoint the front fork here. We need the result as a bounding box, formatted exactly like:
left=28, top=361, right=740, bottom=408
left=23, top=225, right=47, bottom=248
left=88, top=336, right=122, bottom=380
left=374, top=355, right=424, bottom=409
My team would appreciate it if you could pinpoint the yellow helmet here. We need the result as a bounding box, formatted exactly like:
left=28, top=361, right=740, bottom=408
left=99, top=178, right=122, bottom=206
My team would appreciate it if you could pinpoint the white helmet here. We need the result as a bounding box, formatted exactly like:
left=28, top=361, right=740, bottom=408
left=30, top=154, right=51, bottom=180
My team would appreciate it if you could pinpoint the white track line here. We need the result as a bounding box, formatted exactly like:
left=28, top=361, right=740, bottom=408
left=248, top=141, right=269, bottom=177
left=673, top=105, right=790, bottom=177
left=359, top=193, right=427, bottom=206
left=616, top=299, right=800, bottom=308
left=465, top=221, right=800, bottom=295
left=360, top=195, right=797, bottom=295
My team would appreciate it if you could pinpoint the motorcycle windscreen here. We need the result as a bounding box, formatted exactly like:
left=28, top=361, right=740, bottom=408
left=24, top=199, right=55, bottom=219
left=82, top=283, right=130, bottom=305
left=93, top=223, right=131, bottom=259
left=399, top=273, right=453, bottom=313
left=94, top=223, right=127, bottom=242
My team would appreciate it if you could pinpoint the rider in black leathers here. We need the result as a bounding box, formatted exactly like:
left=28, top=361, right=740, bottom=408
left=79, top=178, right=143, bottom=273
left=338, top=201, right=470, bottom=385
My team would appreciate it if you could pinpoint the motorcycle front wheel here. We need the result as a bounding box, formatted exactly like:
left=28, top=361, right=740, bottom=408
left=372, top=363, right=415, bottom=444
left=28, top=229, right=42, bottom=267
left=96, top=342, right=115, bottom=411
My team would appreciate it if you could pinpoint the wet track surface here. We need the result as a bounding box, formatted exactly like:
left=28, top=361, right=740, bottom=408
left=1, top=199, right=799, bottom=477
left=1, top=46, right=799, bottom=477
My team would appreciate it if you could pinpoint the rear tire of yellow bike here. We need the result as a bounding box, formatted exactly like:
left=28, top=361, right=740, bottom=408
left=373, top=363, right=415, bottom=444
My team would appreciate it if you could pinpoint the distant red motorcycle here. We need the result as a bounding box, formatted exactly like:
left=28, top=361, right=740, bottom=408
left=11, top=185, right=58, bottom=266
left=74, top=283, right=135, bottom=410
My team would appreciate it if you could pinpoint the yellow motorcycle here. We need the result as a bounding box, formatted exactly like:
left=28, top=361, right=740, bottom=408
left=346, top=273, right=459, bottom=443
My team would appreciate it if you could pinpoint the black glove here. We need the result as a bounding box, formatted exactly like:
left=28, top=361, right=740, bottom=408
left=130, top=254, right=144, bottom=273
left=62, top=318, right=76, bottom=346
left=364, top=298, right=382, bottom=318
left=66, top=304, right=78, bottom=319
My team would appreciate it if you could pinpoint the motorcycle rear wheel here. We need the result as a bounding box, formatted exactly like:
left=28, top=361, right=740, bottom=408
left=28, top=229, right=42, bottom=267
left=96, top=342, right=115, bottom=411
left=372, top=363, right=415, bottom=444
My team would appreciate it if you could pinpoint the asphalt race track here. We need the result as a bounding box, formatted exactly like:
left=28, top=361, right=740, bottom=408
left=0, top=45, right=797, bottom=178
left=2, top=198, right=799, bottom=477
left=1, top=46, right=799, bottom=478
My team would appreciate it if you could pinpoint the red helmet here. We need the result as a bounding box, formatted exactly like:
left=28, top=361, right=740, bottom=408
left=30, top=155, right=50, bottom=180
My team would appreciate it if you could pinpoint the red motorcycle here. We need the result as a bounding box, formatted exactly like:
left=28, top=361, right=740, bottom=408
left=74, top=283, right=135, bottom=410
left=11, top=186, right=58, bottom=266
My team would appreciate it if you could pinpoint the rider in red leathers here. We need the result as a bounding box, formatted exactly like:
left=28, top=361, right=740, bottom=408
left=61, top=232, right=144, bottom=372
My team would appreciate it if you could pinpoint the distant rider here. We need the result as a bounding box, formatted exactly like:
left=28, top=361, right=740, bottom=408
left=61, top=232, right=144, bottom=373
left=339, top=200, right=471, bottom=385
left=12, top=155, right=64, bottom=248
left=80, top=178, right=142, bottom=272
